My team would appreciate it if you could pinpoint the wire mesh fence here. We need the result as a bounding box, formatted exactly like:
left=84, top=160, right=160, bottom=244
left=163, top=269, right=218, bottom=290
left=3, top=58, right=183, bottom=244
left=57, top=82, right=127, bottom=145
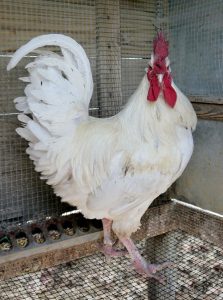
left=157, top=0, right=223, bottom=100
left=0, top=1, right=222, bottom=298
left=0, top=0, right=98, bottom=225
left=0, top=1, right=222, bottom=289
left=0, top=0, right=156, bottom=226
left=0, top=230, right=222, bottom=299
left=147, top=231, right=223, bottom=300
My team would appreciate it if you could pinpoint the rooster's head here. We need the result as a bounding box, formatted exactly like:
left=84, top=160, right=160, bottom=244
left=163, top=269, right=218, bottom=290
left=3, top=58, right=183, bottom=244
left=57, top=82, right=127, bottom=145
left=147, top=32, right=177, bottom=108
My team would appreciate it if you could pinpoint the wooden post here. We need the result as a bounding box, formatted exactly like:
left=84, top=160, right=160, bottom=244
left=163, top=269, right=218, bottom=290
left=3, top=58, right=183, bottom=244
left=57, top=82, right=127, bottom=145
left=96, top=0, right=122, bottom=117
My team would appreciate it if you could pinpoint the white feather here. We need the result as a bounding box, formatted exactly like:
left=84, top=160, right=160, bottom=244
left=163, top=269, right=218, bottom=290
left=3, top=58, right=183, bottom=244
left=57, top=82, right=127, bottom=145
left=19, top=77, right=30, bottom=82
left=16, top=128, right=37, bottom=142
left=17, top=113, right=31, bottom=124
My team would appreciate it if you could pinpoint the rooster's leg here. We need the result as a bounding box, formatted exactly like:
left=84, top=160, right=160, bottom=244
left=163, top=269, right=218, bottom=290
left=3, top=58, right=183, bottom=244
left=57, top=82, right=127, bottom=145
left=118, top=236, right=172, bottom=283
left=99, top=218, right=127, bottom=259
left=102, top=218, right=113, bottom=246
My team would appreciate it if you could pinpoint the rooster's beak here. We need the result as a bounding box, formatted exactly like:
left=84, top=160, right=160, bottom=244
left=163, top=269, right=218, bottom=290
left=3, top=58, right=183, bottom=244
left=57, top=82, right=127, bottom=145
left=158, top=74, right=163, bottom=84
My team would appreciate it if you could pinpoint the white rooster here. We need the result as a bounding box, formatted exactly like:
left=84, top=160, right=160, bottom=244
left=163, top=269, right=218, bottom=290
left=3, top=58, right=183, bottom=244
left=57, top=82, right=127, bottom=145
left=7, top=32, right=197, bottom=282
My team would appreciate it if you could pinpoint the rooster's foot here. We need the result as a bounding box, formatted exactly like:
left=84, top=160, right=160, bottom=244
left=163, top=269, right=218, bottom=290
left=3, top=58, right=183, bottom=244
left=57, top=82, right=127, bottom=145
left=98, top=243, right=127, bottom=261
left=133, top=258, right=173, bottom=284
left=101, top=218, right=127, bottom=260
left=118, top=235, right=173, bottom=284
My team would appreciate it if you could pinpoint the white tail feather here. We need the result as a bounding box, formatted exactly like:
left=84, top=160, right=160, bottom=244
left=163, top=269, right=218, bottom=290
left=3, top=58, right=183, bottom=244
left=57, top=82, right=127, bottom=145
left=17, top=113, right=31, bottom=124
left=7, top=34, right=93, bottom=104
left=16, top=128, right=37, bottom=142
left=8, top=34, right=93, bottom=188
left=19, top=77, right=30, bottom=82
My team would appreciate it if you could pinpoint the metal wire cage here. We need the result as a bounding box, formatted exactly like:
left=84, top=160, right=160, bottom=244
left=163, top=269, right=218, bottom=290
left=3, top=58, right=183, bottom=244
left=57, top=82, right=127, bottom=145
left=1, top=0, right=222, bottom=225
left=0, top=0, right=223, bottom=299
left=0, top=0, right=156, bottom=226
left=1, top=229, right=223, bottom=299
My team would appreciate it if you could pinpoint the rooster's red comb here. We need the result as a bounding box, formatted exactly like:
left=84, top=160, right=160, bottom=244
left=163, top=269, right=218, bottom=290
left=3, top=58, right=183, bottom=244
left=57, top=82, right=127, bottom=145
left=153, top=32, right=169, bottom=60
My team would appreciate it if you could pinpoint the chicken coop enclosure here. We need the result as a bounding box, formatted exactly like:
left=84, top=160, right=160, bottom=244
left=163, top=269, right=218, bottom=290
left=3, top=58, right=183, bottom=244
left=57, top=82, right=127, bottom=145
left=0, top=0, right=223, bottom=299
